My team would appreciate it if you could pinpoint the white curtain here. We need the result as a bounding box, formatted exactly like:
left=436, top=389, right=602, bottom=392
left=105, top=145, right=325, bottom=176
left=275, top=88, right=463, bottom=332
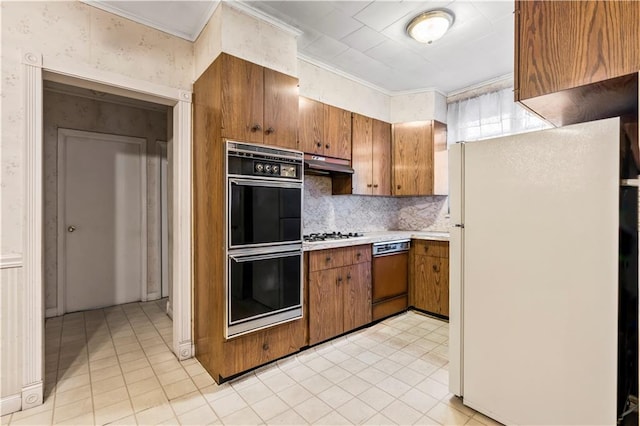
left=447, top=87, right=551, bottom=144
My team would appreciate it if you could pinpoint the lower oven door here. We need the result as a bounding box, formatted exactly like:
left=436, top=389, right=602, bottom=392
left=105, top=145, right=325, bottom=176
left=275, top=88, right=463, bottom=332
left=227, top=246, right=302, bottom=338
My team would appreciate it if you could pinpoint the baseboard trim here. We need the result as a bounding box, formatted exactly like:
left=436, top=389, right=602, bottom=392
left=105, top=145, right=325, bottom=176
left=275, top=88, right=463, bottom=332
left=45, top=307, right=59, bottom=318
left=166, top=300, right=173, bottom=319
left=0, top=394, right=22, bottom=416
left=146, top=291, right=162, bottom=301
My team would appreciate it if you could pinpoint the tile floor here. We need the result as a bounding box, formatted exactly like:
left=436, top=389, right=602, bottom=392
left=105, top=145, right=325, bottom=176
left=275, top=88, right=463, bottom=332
left=1, top=303, right=500, bottom=425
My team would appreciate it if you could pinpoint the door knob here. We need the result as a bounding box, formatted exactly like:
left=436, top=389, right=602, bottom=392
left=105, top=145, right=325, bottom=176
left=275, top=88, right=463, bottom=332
left=67, top=225, right=76, bottom=233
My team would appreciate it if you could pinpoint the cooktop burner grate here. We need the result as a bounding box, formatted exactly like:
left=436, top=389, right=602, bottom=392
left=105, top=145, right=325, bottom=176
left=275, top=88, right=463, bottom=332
left=303, top=232, right=364, bottom=242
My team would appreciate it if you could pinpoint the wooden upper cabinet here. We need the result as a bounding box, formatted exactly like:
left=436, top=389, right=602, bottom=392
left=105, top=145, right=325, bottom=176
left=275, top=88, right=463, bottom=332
left=323, top=104, right=352, bottom=160
left=392, top=120, right=447, bottom=197
left=220, top=54, right=264, bottom=144
left=298, top=97, right=324, bottom=155
left=216, top=53, right=299, bottom=149
left=263, top=69, right=299, bottom=150
left=372, top=119, right=391, bottom=196
left=351, top=114, right=391, bottom=196
left=351, top=113, right=373, bottom=194
left=298, top=97, right=351, bottom=160
left=515, top=0, right=640, bottom=102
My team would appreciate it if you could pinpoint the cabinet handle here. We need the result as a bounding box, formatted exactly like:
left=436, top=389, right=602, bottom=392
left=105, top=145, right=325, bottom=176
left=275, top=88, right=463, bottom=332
left=265, top=127, right=275, bottom=135
left=325, top=256, right=331, bottom=262
left=316, top=141, right=322, bottom=148
left=356, top=253, right=361, bottom=258
left=432, top=264, right=439, bottom=273
left=397, top=185, right=402, bottom=190
left=251, top=124, right=262, bottom=132
left=325, top=144, right=330, bottom=149
left=262, top=343, right=269, bottom=351
left=337, top=276, right=343, bottom=285
left=346, top=274, right=352, bottom=280
left=367, top=184, right=372, bottom=188
left=373, top=184, right=378, bottom=188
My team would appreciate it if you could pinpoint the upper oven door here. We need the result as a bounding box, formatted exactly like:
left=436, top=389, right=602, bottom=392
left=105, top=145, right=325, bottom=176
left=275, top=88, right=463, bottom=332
left=229, top=178, right=302, bottom=249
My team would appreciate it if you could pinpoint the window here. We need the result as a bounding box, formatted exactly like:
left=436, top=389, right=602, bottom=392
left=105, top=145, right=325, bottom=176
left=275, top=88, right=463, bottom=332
left=447, top=87, right=551, bottom=144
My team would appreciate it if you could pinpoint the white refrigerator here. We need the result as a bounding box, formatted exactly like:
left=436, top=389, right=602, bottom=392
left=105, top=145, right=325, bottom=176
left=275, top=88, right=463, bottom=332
left=449, top=118, right=621, bottom=425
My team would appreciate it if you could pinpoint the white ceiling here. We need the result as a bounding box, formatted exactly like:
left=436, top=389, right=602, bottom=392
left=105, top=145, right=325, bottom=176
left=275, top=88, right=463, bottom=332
left=86, top=0, right=515, bottom=95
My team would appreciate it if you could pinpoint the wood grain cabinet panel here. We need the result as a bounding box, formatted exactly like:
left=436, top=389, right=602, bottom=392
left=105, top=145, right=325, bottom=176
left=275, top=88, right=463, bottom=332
left=323, top=104, right=352, bottom=160
left=392, top=121, right=447, bottom=196
left=351, top=114, right=391, bottom=196
left=410, top=240, right=449, bottom=317
left=221, top=55, right=264, bottom=144
left=515, top=0, right=640, bottom=102
left=214, top=53, right=299, bottom=149
left=263, top=68, right=299, bottom=149
left=343, top=262, right=372, bottom=332
left=298, top=97, right=324, bottom=155
left=308, top=245, right=372, bottom=345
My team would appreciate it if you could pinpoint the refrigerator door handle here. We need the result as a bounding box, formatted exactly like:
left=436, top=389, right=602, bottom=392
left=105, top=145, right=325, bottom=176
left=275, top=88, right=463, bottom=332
left=454, top=224, right=465, bottom=228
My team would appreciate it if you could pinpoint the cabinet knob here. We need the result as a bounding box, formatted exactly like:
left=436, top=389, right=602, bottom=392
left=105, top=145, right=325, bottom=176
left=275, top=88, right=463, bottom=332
left=262, top=342, right=269, bottom=351
left=325, top=144, right=330, bottom=149
left=373, top=184, right=378, bottom=188
left=325, top=256, right=331, bottom=262
left=316, top=141, right=322, bottom=148
left=397, top=185, right=401, bottom=190
left=356, top=253, right=361, bottom=258
left=432, top=264, right=439, bottom=272
left=346, top=274, right=352, bottom=280
left=251, top=124, right=262, bottom=132
left=265, top=127, right=275, bottom=135
left=337, top=276, right=343, bottom=285
left=367, top=184, right=372, bottom=188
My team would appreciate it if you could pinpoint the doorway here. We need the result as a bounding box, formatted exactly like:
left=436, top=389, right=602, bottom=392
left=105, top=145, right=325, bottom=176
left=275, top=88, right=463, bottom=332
left=57, top=129, right=147, bottom=313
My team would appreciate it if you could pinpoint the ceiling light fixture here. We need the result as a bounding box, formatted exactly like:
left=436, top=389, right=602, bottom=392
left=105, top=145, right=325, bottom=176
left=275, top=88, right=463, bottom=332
left=407, top=10, right=455, bottom=44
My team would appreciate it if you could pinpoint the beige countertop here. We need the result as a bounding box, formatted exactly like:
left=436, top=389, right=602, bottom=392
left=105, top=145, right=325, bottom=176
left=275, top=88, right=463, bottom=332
left=302, top=230, right=450, bottom=251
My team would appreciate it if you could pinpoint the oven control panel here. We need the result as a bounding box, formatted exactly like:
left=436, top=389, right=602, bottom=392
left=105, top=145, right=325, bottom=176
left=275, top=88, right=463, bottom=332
left=227, top=141, right=303, bottom=181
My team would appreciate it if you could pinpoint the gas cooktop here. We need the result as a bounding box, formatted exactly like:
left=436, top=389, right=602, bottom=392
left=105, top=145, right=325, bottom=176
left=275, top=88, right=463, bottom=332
left=303, top=232, right=364, bottom=242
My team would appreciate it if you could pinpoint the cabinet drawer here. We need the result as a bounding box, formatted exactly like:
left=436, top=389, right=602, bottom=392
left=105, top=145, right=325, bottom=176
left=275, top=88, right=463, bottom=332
left=222, top=319, right=304, bottom=378
left=308, top=244, right=371, bottom=271
left=412, top=240, right=449, bottom=258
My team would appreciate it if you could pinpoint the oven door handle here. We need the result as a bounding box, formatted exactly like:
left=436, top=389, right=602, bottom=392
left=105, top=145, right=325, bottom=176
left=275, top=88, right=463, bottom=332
left=229, top=178, right=302, bottom=190
left=230, top=251, right=300, bottom=263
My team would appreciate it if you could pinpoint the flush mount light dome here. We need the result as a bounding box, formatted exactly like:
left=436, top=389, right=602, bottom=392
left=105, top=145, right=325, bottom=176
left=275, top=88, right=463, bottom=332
left=407, top=10, right=455, bottom=44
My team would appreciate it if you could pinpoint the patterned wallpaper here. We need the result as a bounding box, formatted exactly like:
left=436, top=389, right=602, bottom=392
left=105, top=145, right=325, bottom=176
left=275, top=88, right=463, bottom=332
left=303, top=175, right=450, bottom=234
left=43, top=88, right=168, bottom=314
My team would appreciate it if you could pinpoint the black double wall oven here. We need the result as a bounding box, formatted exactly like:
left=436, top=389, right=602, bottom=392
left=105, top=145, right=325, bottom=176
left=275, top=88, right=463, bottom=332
left=226, top=141, right=303, bottom=338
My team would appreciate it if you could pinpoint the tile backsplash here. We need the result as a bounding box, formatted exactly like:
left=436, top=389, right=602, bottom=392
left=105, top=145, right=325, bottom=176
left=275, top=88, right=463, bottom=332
left=303, top=175, right=450, bottom=233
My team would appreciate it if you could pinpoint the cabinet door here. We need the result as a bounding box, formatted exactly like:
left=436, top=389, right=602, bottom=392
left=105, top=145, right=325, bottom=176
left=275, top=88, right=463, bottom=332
left=264, top=69, right=299, bottom=150
left=437, top=257, right=449, bottom=316
left=309, top=268, right=343, bottom=345
left=516, top=1, right=640, bottom=102
left=412, top=254, right=446, bottom=315
left=221, top=55, right=264, bottom=143
left=372, top=119, right=391, bottom=196
left=392, top=121, right=433, bottom=196
left=351, top=113, right=373, bottom=195
left=298, top=97, right=324, bottom=155
left=323, top=104, right=352, bottom=160
left=343, top=262, right=371, bottom=332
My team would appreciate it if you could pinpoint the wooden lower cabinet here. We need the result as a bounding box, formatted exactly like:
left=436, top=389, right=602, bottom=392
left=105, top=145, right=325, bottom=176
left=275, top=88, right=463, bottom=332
left=221, top=319, right=305, bottom=379
left=410, top=240, right=449, bottom=317
left=308, top=245, right=372, bottom=345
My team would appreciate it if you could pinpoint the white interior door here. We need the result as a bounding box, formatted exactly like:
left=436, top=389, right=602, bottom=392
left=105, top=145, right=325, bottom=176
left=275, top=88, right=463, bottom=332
left=461, top=118, right=620, bottom=425
left=58, top=129, right=147, bottom=313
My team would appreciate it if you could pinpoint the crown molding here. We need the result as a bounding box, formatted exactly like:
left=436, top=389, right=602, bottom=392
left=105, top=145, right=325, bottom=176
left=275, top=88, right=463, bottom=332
left=447, top=73, right=514, bottom=102
left=81, top=1, right=219, bottom=42
left=227, top=1, right=303, bottom=37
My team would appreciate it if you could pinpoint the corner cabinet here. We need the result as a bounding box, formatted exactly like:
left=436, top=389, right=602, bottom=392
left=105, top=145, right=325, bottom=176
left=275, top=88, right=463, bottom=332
left=350, top=113, right=392, bottom=196
left=298, top=97, right=351, bottom=160
left=217, top=53, right=299, bottom=149
left=392, top=120, right=447, bottom=196
left=410, top=240, right=449, bottom=317
left=308, top=245, right=372, bottom=345
left=514, top=1, right=640, bottom=126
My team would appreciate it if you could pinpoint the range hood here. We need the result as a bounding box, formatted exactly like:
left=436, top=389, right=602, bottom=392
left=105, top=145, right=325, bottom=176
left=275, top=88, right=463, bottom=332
left=304, top=154, right=354, bottom=175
